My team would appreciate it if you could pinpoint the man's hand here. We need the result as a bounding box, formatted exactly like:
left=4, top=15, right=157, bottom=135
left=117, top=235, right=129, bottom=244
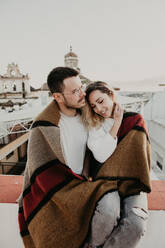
left=82, top=175, right=93, bottom=182
left=88, top=177, right=93, bottom=182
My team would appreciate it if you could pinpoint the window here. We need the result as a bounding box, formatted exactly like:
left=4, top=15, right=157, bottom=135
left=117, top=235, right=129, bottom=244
left=156, top=153, right=163, bottom=170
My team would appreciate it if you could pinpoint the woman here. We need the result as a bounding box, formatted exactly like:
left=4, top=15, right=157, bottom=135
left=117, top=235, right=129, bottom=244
left=82, top=81, right=150, bottom=248
left=82, top=81, right=123, bottom=165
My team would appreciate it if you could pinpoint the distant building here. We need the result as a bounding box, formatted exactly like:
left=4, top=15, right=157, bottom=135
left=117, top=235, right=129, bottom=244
left=0, top=63, right=31, bottom=99
left=64, top=46, right=91, bottom=85
left=64, top=46, right=80, bottom=72
left=41, top=46, right=91, bottom=91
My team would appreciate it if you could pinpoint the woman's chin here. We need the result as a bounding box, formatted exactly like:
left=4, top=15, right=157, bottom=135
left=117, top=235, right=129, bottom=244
left=100, top=113, right=109, bottom=118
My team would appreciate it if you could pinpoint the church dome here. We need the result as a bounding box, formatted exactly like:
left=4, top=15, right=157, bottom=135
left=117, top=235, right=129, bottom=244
left=64, top=46, right=77, bottom=58
left=65, top=51, right=77, bottom=58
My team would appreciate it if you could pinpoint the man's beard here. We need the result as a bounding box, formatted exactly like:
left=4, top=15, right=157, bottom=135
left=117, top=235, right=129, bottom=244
left=63, top=95, right=85, bottom=109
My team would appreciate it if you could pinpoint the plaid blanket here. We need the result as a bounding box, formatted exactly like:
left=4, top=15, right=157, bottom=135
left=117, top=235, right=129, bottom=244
left=18, top=101, right=151, bottom=248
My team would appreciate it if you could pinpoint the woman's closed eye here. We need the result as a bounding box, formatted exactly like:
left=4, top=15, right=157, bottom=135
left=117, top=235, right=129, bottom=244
left=90, top=99, right=104, bottom=109
left=98, top=99, right=104, bottom=104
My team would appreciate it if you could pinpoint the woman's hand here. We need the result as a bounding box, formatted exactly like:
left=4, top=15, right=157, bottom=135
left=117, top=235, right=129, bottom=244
left=113, top=103, right=123, bottom=126
left=109, top=103, right=123, bottom=139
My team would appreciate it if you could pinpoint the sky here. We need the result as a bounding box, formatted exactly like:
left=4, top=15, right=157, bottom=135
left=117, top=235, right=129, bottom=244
left=1, top=0, right=165, bottom=88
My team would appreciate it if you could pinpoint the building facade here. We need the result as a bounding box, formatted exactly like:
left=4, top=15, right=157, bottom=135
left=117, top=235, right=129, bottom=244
left=0, top=63, right=31, bottom=99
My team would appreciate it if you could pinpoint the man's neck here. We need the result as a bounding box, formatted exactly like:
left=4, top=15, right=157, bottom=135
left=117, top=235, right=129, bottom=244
left=58, top=103, right=77, bottom=117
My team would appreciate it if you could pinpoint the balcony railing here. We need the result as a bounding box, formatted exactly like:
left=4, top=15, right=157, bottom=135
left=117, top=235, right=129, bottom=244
left=0, top=161, right=26, bottom=175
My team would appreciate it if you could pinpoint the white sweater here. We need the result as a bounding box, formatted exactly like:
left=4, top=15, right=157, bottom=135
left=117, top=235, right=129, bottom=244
left=59, top=113, right=88, bottom=174
left=87, top=118, right=117, bottom=163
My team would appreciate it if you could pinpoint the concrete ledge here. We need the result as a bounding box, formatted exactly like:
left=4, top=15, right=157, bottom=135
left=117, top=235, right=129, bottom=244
left=0, top=175, right=165, bottom=211
left=148, top=180, right=165, bottom=210
left=0, top=175, right=23, bottom=203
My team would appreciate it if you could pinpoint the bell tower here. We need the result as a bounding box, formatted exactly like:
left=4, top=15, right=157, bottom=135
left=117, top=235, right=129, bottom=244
left=64, top=46, right=80, bottom=72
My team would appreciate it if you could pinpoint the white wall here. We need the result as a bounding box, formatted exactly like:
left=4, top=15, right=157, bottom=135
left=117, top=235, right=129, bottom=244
left=144, top=91, right=165, bottom=174
left=0, top=204, right=24, bottom=248
left=144, top=91, right=165, bottom=120
left=151, top=91, right=165, bottom=119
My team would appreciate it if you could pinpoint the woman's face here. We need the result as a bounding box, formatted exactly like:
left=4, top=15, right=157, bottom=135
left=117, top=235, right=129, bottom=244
left=88, top=90, right=114, bottom=118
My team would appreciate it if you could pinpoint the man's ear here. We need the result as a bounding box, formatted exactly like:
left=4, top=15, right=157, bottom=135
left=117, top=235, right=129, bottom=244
left=52, top=92, right=64, bottom=103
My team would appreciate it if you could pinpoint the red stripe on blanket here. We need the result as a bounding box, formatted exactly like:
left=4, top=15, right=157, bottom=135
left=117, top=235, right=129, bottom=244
left=23, top=163, right=83, bottom=221
left=117, top=114, right=147, bottom=139
left=18, top=211, right=28, bottom=233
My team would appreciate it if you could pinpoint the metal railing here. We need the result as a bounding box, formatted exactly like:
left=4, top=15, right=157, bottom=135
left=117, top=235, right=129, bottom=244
left=0, top=118, right=33, bottom=139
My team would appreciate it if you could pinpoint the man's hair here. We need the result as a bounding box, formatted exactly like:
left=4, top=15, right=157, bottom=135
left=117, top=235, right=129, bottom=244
left=47, top=67, right=79, bottom=94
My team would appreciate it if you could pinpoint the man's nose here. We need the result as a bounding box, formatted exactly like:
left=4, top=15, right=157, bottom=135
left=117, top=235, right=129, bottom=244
left=82, top=91, right=86, bottom=96
left=80, top=89, right=86, bottom=97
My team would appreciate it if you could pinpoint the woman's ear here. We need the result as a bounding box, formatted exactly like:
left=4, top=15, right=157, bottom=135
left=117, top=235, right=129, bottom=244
left=52, top=92, right=64, bottom=103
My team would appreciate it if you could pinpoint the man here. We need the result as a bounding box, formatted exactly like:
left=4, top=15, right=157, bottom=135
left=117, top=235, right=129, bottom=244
left=18, top=67, right=151, bottom=248
left=47, top=67, right=87, bottom=176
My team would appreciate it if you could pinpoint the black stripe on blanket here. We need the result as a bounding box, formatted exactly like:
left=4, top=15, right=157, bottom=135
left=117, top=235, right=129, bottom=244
left=23, top=159, right=70, bottom=198
left=20, top=229, right=30, bottom=237
left=95, top=176, right=151, bottom=193
left=133, top=126, right=150, bottom=141
left=118, top=125, right=149, bottom=144
left=26, top=177, right=73, bottom=225
left=123, top=112, right=138, bottom=119
left=31, top=120, right=57, bottom=129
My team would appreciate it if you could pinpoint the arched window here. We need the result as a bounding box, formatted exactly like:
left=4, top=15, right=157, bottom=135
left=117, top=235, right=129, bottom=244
left=22, top=82, right=25, bottom=92
left=13, top=84, right=16, bottom=91
left=22, top=82, right=25, bottom=98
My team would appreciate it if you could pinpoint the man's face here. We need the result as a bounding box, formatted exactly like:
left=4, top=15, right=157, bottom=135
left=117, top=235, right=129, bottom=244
left=61, top=76, right=86, bottom=109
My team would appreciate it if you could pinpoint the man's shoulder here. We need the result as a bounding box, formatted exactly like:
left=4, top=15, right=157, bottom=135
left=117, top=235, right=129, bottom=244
left=33, top=100, right=60, bottom=127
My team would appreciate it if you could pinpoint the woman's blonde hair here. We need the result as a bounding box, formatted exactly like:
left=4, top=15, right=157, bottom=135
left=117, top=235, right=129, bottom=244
left=82, top=81, right=115, bottom=129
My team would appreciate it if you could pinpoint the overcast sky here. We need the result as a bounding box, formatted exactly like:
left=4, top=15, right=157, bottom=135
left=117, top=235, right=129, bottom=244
left=1, top=0, right=165, bottom=87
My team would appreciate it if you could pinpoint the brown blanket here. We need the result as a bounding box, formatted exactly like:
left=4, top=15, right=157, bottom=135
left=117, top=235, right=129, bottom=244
left=18, top=101, right=151, bottom=248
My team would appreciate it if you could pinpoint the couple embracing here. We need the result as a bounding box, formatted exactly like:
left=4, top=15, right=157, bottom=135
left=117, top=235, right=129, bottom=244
left=18, top=67, right=151, bottom=248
